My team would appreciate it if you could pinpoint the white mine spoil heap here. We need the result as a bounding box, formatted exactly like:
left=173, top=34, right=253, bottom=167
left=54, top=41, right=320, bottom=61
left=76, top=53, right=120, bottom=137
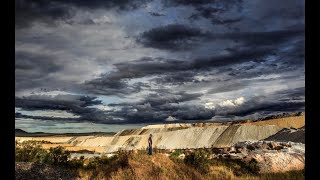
left=16, top=116, right=305, bottom=153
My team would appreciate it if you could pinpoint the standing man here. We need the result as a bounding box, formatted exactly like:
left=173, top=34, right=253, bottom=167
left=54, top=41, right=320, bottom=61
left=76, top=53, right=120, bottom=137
left=148, top=134, right=153, bottom=155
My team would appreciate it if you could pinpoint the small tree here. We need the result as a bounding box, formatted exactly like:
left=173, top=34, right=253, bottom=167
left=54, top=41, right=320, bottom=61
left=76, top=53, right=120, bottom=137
left=184, top=149, right=211, bottom=173
left=47, top=146, right=71, bottom=165
left=15, top=140, right=47, bottom=162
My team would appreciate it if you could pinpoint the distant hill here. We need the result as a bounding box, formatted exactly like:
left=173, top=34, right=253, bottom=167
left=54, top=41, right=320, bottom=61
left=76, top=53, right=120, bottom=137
left=15, top=129, right=29, bottom=136
left=15, top=129, right=116, bottom=137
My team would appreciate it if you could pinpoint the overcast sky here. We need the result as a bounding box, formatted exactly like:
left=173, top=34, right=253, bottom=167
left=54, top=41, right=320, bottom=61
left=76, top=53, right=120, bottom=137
left=15, top=0, right=305, bottom=132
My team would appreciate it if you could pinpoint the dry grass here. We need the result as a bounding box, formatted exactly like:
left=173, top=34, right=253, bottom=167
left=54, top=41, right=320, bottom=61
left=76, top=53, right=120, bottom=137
left=16, top=147, right=304, bottom=180
left=110, top=153, right=204, bottom=180
left=111, top=153, right=249, bottom=180
left=207, top=166, right=235, bottom=180
left=105, top=153, right=304, bottom=180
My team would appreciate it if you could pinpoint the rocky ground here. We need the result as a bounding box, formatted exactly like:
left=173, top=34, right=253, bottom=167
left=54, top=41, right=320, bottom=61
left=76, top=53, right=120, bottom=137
left=265, top=126, right=305, bottom=143
left=15, top=162, right=80, bottom=180
left=212, top=141, right=305, bottom=173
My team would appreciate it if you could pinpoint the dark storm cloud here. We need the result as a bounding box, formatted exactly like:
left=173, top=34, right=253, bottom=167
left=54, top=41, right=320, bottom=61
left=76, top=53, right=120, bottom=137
left=214, top=28, right=304, bottom=46
left=84, top=48, right=272, bottom=95
left=15, top=0, right=305, bottom=125
left=15, top=0, right=151, bottom=28
left=117, top=32, right=302, bottom=87
left=83, top=58, right=189, bottom=95
left=128, top=104, right=214, bottom=122
left=51, top=0, right=150, bottom=9
left=224, top=101, right=305, bottom=117
left=149, top=12, right=165, bottom=16
left=169, top=0, right=244, bottom=26
left=15, top=86, right=305, bottom=124
left=192, top=48, right=271, bottom=69
left=15, top=112, right=77, bottom=121
left=15, top=112, right=121, bottom=124
left=138, top=24, right=204, bottom=50
left=141, top=91, right=202, bottom=106
left=249, top=0, right=304, bottom=19
left=110, top=103, right=215, bottom=123
left=207, top=81, right=248, bottom=94
left=168, top=0, right=214, bottom=5
left=216, top=87, right=305, bottom=117
left=106, top=91, right=213, bottom=123
left=83, top=78, right=148, bottom=96
left=210, top=18, right=242, bottom=25
left=169, top=104, right=215, bottom=120
left=276, top=87, right=305, bottom=102
left=189, top=14, right=242, bottom=26
left=15, top=51, right=64, bottom=91
left=15, top=91, right=213, bottom=123
left=15, top=94, right=102, bottom=113
left=15, top=51, right=62, bottom=72
left=138, top=24, right=304, bottom=50
left=15, top=94, right=124, bottom=123
left=189, top=6, right=243, bottom=26
left=167, top=0, right=243, bottom=9
left=109, top=91, right=202, bottom=107
left=15, top=0, right=73, bottom=28
left=153, top=71, right=199, bottom=85
left=223, top=48, right=304, bottom=80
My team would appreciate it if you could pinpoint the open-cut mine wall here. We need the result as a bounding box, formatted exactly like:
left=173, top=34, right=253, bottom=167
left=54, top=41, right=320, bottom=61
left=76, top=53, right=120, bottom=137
left=15, top=115, right=304, bottom=153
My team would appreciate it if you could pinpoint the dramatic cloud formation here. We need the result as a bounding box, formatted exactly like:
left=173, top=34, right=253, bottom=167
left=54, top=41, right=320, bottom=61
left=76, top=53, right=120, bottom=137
left=15, top=0, right=305, bottom=130
left=138, top=24, right=204, bottom=50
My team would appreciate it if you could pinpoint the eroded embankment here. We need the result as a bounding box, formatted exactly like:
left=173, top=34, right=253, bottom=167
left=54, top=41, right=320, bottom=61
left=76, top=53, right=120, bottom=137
left=15, top=115, right=305, bottom=153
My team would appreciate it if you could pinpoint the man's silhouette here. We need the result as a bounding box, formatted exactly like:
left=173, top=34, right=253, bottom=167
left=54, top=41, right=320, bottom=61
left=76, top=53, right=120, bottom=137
left=148, top=134, right=152, bottom=155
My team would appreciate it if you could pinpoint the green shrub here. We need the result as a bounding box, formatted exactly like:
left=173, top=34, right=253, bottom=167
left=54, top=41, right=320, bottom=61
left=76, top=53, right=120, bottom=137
left=115, top=150, right=131, bottom=169
left=184, top=149, right=211, bottom=173
left=15, top=140, right=47, bottom=162
left=247, top=158, right=260, bottom=174
left=15, top=141, right=72, bottom=167
left=45, top=146, right=71, bottom=165
left=170, top=149, right=184, bottom=158
left=67, top=159, right=85, bottom=169
left=86, top=155, right=114, bottom=169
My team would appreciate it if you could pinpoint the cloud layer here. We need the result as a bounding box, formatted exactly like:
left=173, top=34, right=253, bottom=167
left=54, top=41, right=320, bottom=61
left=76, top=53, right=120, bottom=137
left=15, top=0, right=305, bottom=125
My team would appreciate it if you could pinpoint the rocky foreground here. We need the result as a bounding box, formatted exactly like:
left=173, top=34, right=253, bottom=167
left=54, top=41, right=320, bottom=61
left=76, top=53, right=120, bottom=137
left=211, top=141, right=305, bottom=173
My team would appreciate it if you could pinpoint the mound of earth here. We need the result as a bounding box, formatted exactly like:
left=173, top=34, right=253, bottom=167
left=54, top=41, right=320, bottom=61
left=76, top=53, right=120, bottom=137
left=264, top=126, right=305, bottom=143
